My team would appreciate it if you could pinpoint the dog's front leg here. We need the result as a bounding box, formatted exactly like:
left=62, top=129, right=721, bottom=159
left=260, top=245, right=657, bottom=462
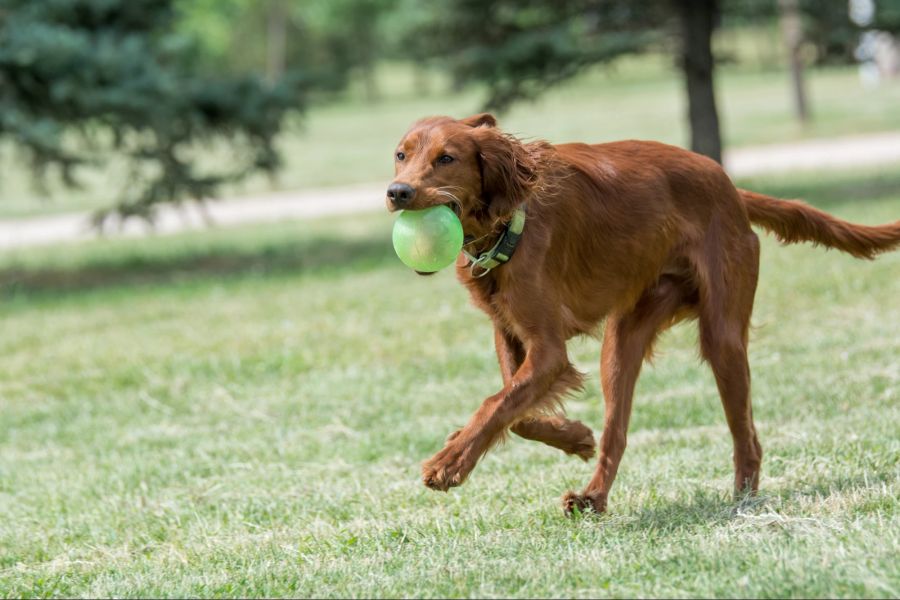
left=422, top=338, right=580, bottom=491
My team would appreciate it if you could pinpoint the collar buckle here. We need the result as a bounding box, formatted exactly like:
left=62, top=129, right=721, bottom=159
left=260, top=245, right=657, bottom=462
left=461, top=204, right=527, bottom=277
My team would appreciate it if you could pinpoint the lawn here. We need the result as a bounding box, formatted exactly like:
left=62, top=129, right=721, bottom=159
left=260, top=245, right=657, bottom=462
left=1, top=167, right=899, bottom=598
left=2, top=55, right=900, bottom=219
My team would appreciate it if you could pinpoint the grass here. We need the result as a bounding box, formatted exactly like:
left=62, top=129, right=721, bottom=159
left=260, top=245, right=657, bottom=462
left=1, top=166, right=899, bottom=597
left=3, top=54, right=900, bottom=219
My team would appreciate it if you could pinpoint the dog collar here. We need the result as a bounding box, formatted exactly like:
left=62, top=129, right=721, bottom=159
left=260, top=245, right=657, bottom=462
left=462, top=205, right=527, bottom=277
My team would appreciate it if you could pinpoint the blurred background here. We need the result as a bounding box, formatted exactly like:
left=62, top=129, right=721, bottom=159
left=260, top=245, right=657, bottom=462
left=2, top=2, right=899, bottom=596
left=1, top=0, right=899, bottom=229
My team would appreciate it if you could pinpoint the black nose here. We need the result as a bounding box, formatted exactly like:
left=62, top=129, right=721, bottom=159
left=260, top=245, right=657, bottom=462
left=387, top=182, right=415, bottom=207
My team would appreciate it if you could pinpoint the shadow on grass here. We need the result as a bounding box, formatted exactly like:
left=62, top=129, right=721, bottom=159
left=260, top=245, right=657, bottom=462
left=778, top=468, right=899, bottom=504
left=1, top=232, right=396, bottom=300
left=626, top=490, right=737, bottom=530
left=736, top=169, right=900, bottom=211
left=576, top=466, right=899, bottom=532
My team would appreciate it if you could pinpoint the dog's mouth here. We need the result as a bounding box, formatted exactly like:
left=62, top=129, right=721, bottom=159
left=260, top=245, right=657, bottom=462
left=443, top=201, right=462, bottom=218
left=385, top=197, right=463, bottom=217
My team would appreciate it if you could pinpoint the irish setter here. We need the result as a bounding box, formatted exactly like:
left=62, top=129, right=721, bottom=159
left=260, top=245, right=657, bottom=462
left=385, top=113, right=900, bottom=515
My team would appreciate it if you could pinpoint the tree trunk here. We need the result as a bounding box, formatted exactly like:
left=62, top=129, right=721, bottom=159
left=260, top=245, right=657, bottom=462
left=779, top=0, right=810, bottom=123
left=676, top=0, right=722, bottom=164
left=266, top=0, right=287, bottom=84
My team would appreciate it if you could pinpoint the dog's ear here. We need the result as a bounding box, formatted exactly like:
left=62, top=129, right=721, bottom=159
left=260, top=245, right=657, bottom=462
left=459, top=112, right=497, bottom=128
left=472, top=127, right=536, bottom=222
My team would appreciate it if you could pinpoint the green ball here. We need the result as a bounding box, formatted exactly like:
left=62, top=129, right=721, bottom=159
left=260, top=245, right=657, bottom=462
left=392, top=205, right=464, bottom=272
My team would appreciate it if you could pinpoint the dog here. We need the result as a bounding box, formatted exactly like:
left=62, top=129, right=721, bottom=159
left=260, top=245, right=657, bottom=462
left=385, top=113, right=900, bottom=514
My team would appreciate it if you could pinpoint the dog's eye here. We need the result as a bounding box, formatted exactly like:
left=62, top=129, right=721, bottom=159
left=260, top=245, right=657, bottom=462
left=437, top=154, right=454, bottom=165
left=396, top=151, right=405, bottom=161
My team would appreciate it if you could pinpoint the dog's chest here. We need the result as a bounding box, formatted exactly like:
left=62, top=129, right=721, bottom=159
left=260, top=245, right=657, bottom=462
left=456, top=269, right=513, bottom=326
left=460, top=269, right=599, bottom=341
left=459, top=271, right=496, bottom=313
left=457, top=277, right=533, bottom=340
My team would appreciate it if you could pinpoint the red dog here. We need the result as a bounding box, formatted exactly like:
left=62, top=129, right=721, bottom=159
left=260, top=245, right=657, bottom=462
left=385, top=113, right=900, bottom=514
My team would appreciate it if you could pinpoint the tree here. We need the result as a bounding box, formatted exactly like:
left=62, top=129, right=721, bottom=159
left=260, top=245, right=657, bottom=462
left=409, top=1, right=661, bottom=109
left=778, top=0, right=810, bottom=123
left=180, top=0, right=397, bottom=103
left=0, top=0, right=310, bottom=222
left=726, top=0, right=900, bottom=66
left=265, top=0, right=288, bottom=83
left=676, top=0, right=722, bottom=162
left=304, top=0, right=399, bottom=103
left=408, top=0, right=725, bottom=162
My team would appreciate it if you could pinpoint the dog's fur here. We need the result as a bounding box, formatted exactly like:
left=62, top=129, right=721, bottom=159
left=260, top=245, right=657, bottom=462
left=386, top=113, right=900, bottom=514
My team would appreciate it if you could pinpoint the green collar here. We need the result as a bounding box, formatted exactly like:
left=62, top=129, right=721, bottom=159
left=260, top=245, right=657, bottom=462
left=462, top=205, right=527, bottom=277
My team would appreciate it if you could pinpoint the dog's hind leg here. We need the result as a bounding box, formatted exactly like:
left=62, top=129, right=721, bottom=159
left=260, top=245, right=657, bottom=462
left=696, top=233, right=763, bottom=495
left=510, top=417, right=596, bottom=460
left=493, top=327, right=596, bottom=460
left=563, top=276, right=690, bottom=515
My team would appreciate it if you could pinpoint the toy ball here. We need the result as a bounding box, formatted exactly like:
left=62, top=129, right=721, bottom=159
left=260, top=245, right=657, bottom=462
left=392, top=205, right=464, bottom=272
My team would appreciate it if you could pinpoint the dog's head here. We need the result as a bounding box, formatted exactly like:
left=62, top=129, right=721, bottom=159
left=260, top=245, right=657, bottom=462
left=386, top=113, right=537, bottom=236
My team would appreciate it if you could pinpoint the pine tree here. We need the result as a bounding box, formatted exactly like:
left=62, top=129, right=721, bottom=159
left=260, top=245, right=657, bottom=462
left=0, top=0, right=309, bottom=222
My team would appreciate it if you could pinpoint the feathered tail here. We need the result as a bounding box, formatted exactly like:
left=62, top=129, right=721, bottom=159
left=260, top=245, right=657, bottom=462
left=738, top=189, right=900, bottom=260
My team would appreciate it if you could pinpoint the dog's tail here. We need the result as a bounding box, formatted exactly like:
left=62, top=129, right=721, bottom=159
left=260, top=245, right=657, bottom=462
left=738, top=189, right=900, bottom=260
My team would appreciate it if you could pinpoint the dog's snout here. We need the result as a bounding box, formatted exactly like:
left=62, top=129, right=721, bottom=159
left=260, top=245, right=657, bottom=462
left=387, top=182, right=416, bottom=208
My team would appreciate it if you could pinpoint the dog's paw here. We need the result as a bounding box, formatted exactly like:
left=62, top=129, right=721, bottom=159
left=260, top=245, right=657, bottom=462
left=421, top=444, right=473, bottom=492
left=562, top=490, right=607, bottom=517
left=567, top=429, right=596, bottom=461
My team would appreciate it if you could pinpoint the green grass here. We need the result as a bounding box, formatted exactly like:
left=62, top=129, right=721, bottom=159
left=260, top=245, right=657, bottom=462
left=1, top=167, right=899, bottom=598
left=3, top=55, right=900, bottom=219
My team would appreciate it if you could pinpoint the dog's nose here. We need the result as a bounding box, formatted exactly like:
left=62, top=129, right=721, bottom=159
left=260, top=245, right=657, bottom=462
left=387, top=182, right=415, bottom=208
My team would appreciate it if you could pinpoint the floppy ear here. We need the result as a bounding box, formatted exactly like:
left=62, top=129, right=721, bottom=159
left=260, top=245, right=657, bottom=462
left=473, top=127, right=536, bottom=222
left=459, top=112, right=497, bottom=128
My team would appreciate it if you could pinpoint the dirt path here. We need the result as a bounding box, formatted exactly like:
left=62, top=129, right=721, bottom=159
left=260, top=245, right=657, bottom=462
left=725, top=130, right=900, bottom=176
left=3, top=131, right=900, bottom=251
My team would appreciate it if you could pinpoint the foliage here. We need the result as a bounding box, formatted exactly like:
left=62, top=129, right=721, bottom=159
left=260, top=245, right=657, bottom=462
left=4, top=63, right=900, bottom=219
left=0, top=0, right=310, bottom=221
left=399, top=0, right=730, bottom=161
left=723, top=0, right=900, bottom=65
left=400, top=0, right=900, bottom=112
left=407, top=0, right=671, bottom=111
left=177, top=0, right=396, bottom=95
